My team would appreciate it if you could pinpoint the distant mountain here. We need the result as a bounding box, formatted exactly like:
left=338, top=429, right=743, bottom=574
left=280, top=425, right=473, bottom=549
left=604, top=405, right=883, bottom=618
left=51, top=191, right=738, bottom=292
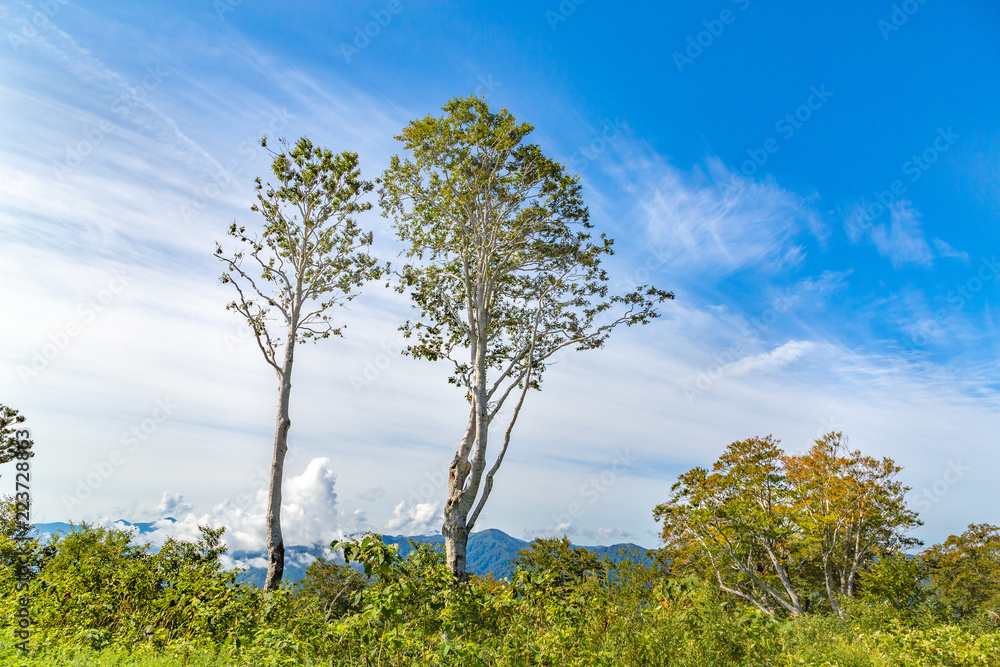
left=382, top=529, right=652, bottom=580
left=29, top=521, right=653, bottom=585
left=33, top=517, right=176, bottom=539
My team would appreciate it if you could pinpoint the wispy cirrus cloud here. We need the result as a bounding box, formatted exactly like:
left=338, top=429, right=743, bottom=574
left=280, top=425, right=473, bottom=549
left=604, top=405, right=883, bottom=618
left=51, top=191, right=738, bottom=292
left=634, top=154, right=825, bottom=277
left=845, top=200, right=967, bottom=269
left=870, top=202, right=935, bottom=268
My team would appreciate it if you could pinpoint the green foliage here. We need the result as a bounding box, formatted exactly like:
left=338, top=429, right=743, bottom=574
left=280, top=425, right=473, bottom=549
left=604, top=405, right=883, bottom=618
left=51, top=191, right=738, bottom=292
left=3, top=520, right=1000, bottom=666
left=215, top=135, right=382, bottom=353
left=655, top=432, right=921, bottom=618
left=922, top=523, right=1000, bottom=621
left=856, top=552, right=930, bottom=615
left=0, top=521, right=268, bottom=654
left=379, top=95, right=671, bottom=384
left=379, top=94, right=672, bottom=580
left=512, top=536, right=603, bottom=590
left=291, top=556, right=365, bottom=622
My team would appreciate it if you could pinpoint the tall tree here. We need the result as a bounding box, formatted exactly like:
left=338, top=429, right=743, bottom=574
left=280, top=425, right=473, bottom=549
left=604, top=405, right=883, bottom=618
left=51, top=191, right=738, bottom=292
left=379, top=96, right=671, bottom=580
left=215, top=137, right=380, bottom=591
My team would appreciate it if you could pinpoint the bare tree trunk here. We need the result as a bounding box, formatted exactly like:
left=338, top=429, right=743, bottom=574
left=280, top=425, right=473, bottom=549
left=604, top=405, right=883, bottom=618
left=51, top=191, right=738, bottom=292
left=442, top=319, right=491, bottom=581
left=264, top=337, right=295, bottom=591
left=443, top=409, right=476, bottom=581
left=442, top=511, right=469, bottom=579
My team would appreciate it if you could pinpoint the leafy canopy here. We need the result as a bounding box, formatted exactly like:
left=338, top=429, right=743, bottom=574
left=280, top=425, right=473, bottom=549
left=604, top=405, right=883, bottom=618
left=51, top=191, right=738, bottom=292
left=922, top=523, right=1000, bottom=620
left=655, top=432, right=921, bottom=617
left=379, top=95, right=672, bottom=394
left=215, top=137, right=381, bottom=372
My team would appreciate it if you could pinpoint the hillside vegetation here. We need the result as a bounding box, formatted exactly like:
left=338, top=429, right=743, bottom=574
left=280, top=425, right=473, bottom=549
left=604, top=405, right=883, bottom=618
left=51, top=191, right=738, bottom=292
left=3, top=432, right=998, bottom=665
left=2, top=510, right=999, bottom=665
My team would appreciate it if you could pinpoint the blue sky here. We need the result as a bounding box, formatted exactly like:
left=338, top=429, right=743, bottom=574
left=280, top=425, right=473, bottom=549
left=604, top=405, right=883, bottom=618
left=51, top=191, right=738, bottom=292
left=1, top=0, right=998, bottom=553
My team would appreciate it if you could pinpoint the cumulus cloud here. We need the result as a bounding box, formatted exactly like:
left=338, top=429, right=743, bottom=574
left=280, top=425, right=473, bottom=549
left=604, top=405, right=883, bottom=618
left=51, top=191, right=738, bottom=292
left=156, top=492, right=192, bottom=516
left=385, top=501, right=442, bottom=535
left=127, top=457, right=349, bottom=552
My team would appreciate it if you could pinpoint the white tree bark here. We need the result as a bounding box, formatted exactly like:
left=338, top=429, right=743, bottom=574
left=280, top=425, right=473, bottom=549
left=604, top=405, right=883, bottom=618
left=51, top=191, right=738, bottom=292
left=264, top=334, right=295, bottom=591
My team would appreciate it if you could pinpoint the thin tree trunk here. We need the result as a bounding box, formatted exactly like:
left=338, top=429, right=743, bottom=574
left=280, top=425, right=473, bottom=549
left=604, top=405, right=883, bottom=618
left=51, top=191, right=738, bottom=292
left=762, top=541, right=804, bottom=616
left=264, top=337, right=295, bottom=591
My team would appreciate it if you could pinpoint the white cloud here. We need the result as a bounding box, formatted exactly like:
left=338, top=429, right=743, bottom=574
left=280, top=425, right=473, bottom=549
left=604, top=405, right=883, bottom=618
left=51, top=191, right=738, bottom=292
left=869, top=203, right=935, bottom=268
left=385, top=501, right=442, bottom=535
left=156, top=492, right=192, bottom=516
left=581, top=526, right=632, bottom=544
left=638, top=155, right=825, bottom=276
left=845, top=201, right=964, bottom=268
left=122, top=458, right=349, bottom=552
left=2, top=5, right=998, bottom=555
left=932, top=238, right=970, bottom=262
left=727, top=341, right=815, bottom=377
left=357, top=487, right=385, bottom=502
